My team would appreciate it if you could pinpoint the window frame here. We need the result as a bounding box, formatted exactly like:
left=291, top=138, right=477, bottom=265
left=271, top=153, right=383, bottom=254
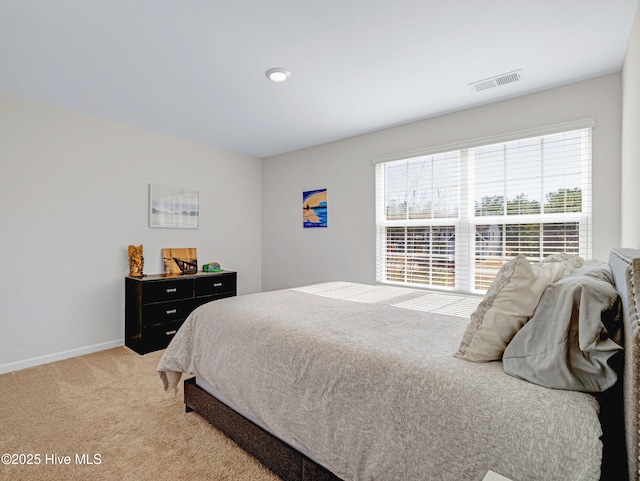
left=374, top=120, right=593, bottom=294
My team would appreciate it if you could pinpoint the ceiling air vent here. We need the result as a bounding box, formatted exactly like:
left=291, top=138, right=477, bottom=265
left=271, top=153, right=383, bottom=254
left=469, top=69, right=523, bottom=92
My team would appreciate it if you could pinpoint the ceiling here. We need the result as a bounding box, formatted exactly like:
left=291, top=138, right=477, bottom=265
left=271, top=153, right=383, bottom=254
left=0, top=0, right=637, bottom=158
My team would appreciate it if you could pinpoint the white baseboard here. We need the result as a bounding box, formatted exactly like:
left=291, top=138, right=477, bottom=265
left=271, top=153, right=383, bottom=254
left=0, top=339, right=125, bottom=375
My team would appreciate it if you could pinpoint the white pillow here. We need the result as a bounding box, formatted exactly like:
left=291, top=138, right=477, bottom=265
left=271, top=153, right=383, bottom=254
left=455, top=254, right=581, bottom=362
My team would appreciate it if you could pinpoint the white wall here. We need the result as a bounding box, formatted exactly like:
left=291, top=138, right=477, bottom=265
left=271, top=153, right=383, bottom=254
left=0, top=93, right=262, bottom=372
left=622, top=5, right=640, bottom=248
left=262, top=73, right=622, bottom=292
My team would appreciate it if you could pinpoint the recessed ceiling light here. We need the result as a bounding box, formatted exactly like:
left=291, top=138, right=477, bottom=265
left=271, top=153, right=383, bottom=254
left=266, top=67, right=291, bottom=83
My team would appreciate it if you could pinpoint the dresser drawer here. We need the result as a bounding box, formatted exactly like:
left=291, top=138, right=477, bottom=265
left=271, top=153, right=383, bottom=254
left=193, top=291, right=235, bottom=310
left=142, top=299, right=193, bottom=327
left=142, top=320, right=184, bottom=351
left=142, top=279, right=193, bottom=304
left=195, top=274, right=236, bottom=297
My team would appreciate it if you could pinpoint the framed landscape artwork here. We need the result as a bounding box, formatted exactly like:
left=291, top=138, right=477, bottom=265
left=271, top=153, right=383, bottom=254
left=162, top=247, right=198, bottom=274
left=303, top=188, right=327, bottom=228
left=149, top=184, right=199, bottom=228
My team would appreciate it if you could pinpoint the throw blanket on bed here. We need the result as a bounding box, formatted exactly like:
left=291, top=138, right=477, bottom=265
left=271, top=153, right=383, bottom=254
left=157, top=282, right=603, bottom=481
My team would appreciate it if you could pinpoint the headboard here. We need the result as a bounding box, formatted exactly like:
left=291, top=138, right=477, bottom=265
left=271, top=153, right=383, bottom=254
left=609, top=248, right=640, bottom=481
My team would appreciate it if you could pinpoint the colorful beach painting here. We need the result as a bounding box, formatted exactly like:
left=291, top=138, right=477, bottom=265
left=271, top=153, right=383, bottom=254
left=303, top=189, right=328, bottom=228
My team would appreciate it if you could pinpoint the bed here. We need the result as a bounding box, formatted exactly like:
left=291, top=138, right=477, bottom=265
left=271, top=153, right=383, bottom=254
left=157, top=248, right=640, bottom=481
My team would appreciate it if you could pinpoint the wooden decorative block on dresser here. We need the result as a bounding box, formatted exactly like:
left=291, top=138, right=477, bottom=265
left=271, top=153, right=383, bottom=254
left=125, top=271, right=237, bottom=354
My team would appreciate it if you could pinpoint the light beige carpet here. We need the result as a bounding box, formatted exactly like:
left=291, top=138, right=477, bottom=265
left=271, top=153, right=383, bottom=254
left=0, top=347, right=279, bottom=481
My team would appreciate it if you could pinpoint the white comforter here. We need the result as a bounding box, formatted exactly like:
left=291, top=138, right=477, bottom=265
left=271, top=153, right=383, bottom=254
left=157, top=282, right=603, bottom=481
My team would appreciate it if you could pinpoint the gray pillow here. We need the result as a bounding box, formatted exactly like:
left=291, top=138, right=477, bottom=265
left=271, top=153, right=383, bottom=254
left=502, top=261, right=623, bottom=392
left=455, top=254, right=582, bottom=362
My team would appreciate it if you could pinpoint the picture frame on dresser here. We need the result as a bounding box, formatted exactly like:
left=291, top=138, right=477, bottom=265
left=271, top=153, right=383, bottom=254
left=125, top=270, right=237, bottom=354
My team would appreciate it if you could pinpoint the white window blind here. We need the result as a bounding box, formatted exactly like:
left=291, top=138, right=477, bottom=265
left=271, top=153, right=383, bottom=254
left=375, top=126, right=592, bottom=293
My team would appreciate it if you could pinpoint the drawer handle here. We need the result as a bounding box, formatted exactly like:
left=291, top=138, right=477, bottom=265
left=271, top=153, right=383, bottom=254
left=213, top=283, right=223, bottom=287
left=165, top=330, right=177, bottom=336
left=166, top=288, right=177, bottom=293
left=166, top=309, right=177, bottom=315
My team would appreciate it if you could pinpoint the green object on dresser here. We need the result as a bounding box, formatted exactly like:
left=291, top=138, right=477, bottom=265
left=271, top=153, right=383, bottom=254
left=203, top=262, right=222, bottom=272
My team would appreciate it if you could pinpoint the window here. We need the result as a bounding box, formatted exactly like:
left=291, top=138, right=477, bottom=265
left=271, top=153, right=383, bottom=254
left=375, top=125, right=592, bottom=293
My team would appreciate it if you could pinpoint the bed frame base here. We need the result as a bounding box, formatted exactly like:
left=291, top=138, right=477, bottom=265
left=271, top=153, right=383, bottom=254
left=184, top=377, right=341, bottom=481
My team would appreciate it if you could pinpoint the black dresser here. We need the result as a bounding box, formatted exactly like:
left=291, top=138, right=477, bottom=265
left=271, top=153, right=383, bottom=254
left=125, top=271, right=237, bottom=354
